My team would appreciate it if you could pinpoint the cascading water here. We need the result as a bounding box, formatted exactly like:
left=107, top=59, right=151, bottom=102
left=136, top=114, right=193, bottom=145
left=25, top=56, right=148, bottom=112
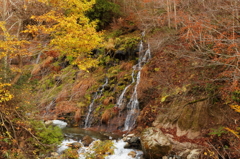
left=123, top=42, right=151, bottom=131
left=84, top=78, right=108, bottom=128
left=115, top=41, right=144, bottom=109
left=116, top=71, right=134, bottom=108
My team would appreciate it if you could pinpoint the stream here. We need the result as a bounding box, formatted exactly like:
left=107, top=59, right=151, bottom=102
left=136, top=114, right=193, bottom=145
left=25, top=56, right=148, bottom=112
left=53, top=120, right=144, bottom=159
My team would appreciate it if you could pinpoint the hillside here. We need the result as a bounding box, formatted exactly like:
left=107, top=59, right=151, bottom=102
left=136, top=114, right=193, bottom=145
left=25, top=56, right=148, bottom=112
left=0, top=0, right=240, bottom=158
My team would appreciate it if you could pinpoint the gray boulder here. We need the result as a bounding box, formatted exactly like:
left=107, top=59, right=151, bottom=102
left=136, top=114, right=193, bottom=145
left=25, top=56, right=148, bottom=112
left=141, top=127, right=172, bottom=158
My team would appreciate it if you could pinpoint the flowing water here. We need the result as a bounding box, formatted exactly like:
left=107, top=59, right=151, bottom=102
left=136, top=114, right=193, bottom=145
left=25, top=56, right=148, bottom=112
left=115, top=41, right=145, bottom=109
left=84, top=78, right=108, bottom=128
left=123, top=42, right=151, bottom=131
left=83, top=39, right=151, bottom=132
left=53, top=120, right=143, bottom=159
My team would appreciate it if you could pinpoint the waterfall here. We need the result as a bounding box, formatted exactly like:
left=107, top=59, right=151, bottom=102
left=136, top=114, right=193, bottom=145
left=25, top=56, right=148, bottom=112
left=116, top=71, right=134, bottom=108
left=115, top=41, right=144, bottom=109
left=84, top=78, right=108, bottom=128
left=123, top=42, right=151, bottom=131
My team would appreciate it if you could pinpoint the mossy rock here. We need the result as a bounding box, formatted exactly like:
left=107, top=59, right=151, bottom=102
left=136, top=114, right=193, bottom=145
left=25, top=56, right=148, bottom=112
left=63, top=148, right=79, bottom=159
left=153, top=87, right=225, bottom=138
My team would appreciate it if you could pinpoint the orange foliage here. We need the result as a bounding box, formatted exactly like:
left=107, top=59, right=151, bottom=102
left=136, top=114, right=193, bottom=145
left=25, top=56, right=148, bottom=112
left=55, top=101, right=77, bottom=115
left=74, top=108, right=82, bottom=125
left=31, top=56, right=54, bottom=76
left=44, top=50, right=60, bottom=58
left=101, top=107, right=118, bottom=125
left=138, top=65, right=152, bottom=99
left=71, top=78, right=95, bottom=99
left=101, top=109, right=111, bottom=124
left=103, top=97, right=115, bottom=105
left=120, top=61, right=134, bottom=70
left=56, top=89, right=69, bottom=103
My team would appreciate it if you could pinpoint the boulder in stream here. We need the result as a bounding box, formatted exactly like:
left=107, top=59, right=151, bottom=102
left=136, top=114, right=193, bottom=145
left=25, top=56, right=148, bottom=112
left=82, top=135, right=94, bottom=146
left=69, top=142, right=82, bottom=149
left=128, top=151, right=137, bottom=158
left=140, top=127, right=172, bottom=158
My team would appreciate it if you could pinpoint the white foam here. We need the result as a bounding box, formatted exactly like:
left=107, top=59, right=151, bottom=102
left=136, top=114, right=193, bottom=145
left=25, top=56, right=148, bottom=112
left=57, top=139, right=143, bottom=159
left=57, top=139, right=76, bottom=153
left=52, top=120, right=67, bottom=128
left=105, top=140, right=143, bottom=159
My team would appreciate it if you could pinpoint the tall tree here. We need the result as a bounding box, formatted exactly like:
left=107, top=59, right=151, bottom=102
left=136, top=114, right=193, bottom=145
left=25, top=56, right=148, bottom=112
left=27, top=0, right=103, bottom=71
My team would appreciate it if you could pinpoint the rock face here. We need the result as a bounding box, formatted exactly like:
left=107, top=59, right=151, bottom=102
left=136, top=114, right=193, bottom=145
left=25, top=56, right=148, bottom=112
left=140, top=127, right=172, bottom=159
left=123, top=134, right=141, bottom=149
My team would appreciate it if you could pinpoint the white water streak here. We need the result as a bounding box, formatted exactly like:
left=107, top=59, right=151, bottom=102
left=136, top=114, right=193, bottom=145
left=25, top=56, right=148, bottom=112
left=84, top=78, right=108, bottom=128
left=123, top=42, right=151, bottom=131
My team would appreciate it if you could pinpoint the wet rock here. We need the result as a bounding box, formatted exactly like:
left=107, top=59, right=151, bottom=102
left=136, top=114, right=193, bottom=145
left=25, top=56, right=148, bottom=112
left=141, top=127, right=172, bottom=158
left=45, top=120, right=53, bottom=126
left=124, top=142, right=131, bottom=148
left=70, top=142, right=82, bottom=149
left=82, top=135, right=94, bottom=146
left=163, top=155, right=182, bottom=159
left=129, top=137, right=141, bottom=149
left=127, top=134, right=135, bottom=137
left=104, top=84, right=111, bottom=91
left=178, top=149, right=201, bottom=159
left=114, top=50, right=126, bottom=60
left=123, top=134, right=141, bottom=149
left=50, top=152, right=59, bottom=157
left=130, top=136, right=139, bottom=143
left=128, top=151, right=137, bottom=158
left=54, top=75, right=62, bottom=86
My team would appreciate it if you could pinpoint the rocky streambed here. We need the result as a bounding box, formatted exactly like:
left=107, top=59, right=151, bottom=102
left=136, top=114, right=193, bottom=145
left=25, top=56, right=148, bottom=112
left=47, top=120, right=144, bottom=159
left=45, top=120, right=204, bottom=159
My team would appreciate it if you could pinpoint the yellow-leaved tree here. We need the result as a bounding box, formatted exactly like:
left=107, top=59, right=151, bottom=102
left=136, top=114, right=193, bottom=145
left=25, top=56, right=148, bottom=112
left=26, top=0, right=103, bottom=71
left=0, top=81, right=13, bottom=103
left=0, top=21, right=30, bottom=84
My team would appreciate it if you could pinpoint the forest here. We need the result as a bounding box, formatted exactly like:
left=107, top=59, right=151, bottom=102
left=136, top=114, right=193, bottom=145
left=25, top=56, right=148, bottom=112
left=0, top=0, right=240, bottom=158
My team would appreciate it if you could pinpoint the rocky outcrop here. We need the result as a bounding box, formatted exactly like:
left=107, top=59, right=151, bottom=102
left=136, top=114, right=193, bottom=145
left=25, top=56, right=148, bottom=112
left=123, top=134, right=141, bottom=149
left=140, top=127, right=172, bottom=159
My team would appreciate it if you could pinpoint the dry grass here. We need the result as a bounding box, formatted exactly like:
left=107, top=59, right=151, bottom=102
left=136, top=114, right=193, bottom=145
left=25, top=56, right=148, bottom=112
left=138, top=65, right=153, bottom=99
left=31, top=64, right=41, bottom=75
left=31, top=56, right=54, bottom=76
left=101, top=107, right=119, bottom=125
left=55, top=101, right=77, bottom=115
left=101, top=109, right=112, bottom=124
left=41, top=56, right=54, bottom=68
left=71, top=77, right=95, bottom=99
left=117, top=71, right=127, bottom=80
left=56, top=89, right=69, bottom=103
left=74, top=108, right=82, bottom=125
left=120, top=61, right=134, bottom=70
left=103, top=97, right=115, bottom=105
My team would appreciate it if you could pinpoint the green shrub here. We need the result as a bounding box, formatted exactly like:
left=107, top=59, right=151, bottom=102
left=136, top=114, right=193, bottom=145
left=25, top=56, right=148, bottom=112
left=30, top=121, right=64, bottom=153
left=232, top=90, right=240, bottom=103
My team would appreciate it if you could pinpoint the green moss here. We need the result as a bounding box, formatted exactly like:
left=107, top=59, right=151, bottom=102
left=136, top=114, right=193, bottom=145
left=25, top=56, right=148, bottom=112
left=63, top=148, right=79, bottom=159
left=85, top=140, right=115, bottom=159
left=232, top=90, right=240, bottom=103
